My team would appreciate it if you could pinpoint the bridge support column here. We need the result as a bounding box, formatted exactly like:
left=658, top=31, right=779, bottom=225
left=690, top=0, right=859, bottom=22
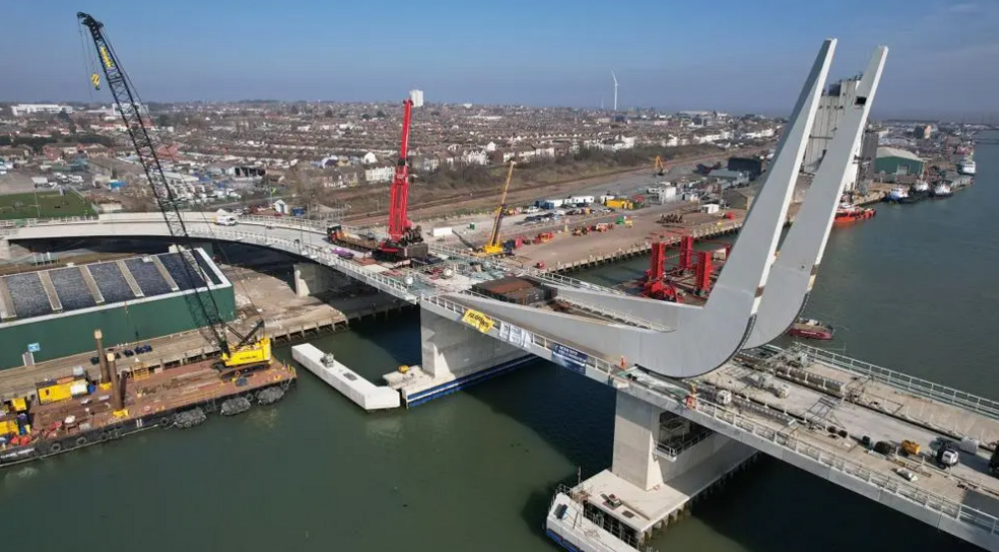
left=420, top=307, right=525, bottom=379
left=612, top=390, right=756, bottom=491
left=612, top=390, right=667, bottom=490
left=293, top=263, right=337, bottom=298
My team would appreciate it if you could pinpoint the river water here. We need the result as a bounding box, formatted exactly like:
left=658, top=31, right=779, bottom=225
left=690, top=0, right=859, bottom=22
left=1, top=136, right=996, bottom=552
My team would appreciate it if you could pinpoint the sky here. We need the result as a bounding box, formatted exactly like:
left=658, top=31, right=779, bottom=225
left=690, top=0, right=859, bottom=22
left=1, top=0, right=997, bottom=119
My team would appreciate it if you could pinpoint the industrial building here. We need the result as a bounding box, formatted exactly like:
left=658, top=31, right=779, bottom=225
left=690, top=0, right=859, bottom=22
left=856, top=128, right=880, bottom=184
left=800, top=76, right=864, bottom=190
left=874, top=147, right=925, bottom=177
left=0, top=249, right=235, bottom=370
left=726, top=156, right=767, bottom=181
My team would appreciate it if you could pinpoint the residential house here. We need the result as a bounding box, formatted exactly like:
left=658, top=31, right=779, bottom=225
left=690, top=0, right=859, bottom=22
left=365, top=164, right=394, bottom=184
left=463, top=150, right=488, bottom=165
left=0, top=146, right=31, bottom=162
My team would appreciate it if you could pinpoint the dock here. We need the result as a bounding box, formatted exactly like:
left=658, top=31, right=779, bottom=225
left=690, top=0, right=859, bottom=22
left=291, top=344, right=400, bottom=411
left=0, top=301, right=409, bottom=403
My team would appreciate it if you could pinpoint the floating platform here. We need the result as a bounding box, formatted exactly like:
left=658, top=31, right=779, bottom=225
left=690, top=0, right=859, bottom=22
left=292, top=344, right=400, bottom=411
left=1, top=358, right=296, bottom=467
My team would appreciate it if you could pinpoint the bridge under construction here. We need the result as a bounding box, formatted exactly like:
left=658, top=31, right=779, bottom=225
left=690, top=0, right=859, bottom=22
left=3, top=38, right=999, bottom=552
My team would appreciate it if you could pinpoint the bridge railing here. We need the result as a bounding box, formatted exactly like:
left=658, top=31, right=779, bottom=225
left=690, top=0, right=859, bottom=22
left=794, top=343, right=999, bottom=422
left=682, top=388, right=999, bottom=536
left=423, top=293, right=999, bottom=538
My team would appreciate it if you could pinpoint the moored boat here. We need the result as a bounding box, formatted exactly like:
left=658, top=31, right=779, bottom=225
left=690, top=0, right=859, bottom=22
left=958, top=158, right=976, bottom=176
left=885, top=185, right=909, bottom=203
left=834, top=203, right=876, bottom=224
left=787, top=318, right=835, bottom=340
left=931, top=183, right=953, bottom=198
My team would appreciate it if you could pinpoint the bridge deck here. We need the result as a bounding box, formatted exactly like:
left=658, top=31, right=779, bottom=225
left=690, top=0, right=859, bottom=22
left=702, top=363, right=999, bottom=514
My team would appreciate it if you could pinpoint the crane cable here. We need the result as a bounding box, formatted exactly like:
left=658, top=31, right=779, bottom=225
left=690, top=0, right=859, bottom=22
left=77, top=23, right=98, bottom=99
left=86, top=19, right=264, bottom=338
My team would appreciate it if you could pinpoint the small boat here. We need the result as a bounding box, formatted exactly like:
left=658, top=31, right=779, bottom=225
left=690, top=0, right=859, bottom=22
left=885, top=185, right=909, bottom=203
left=834, top=202, right=876, bottom=224
left=958, top=158, right=976, bottom=176
left=787, top=318, right=835, bottom=340
left=931, top=183, right=953, bottom=198
left=901, top=181, right=929, bottom=203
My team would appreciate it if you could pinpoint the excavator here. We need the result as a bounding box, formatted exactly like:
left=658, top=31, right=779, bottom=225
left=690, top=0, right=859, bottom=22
left=654, top=155, right=666, bottom=176
left=78, top=12, right=271, bottom=373
left=477, top=161, right=516, bottom=256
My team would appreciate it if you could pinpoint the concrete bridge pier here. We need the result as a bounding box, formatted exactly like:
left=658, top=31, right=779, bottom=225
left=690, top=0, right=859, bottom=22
left=573, top=391, right=757, bottom=547
left=384, top=307, right=533, bottom=406
left=293, top=263, right=338, bottom=297
left=0, top=237, right=10, bottom=261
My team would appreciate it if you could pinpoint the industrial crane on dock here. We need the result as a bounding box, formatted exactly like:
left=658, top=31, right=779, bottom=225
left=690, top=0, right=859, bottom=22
left=379, top=97, right=428, bottom=259
left=478, top=161, right=516, bottom=256
left=77, top=12, right=271, bottom=372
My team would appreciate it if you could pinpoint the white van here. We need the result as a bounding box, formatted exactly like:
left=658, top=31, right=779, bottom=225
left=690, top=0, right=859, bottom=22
left=215, top=214, right=238, bottom=226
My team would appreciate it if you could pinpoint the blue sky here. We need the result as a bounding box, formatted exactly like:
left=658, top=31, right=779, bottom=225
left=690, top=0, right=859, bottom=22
left=2, top=0, right=996, bottom=118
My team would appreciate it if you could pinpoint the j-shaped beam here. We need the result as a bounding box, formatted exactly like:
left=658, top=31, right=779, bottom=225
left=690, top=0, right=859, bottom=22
left=457, top=39, right=837, bottom=378
left=745, top=45, right=888, bottom=349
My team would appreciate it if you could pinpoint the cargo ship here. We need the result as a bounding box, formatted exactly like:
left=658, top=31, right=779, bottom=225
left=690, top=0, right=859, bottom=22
left=786, top=318, right=835, bottom=340
left=0, top=352, right=296, bottom=468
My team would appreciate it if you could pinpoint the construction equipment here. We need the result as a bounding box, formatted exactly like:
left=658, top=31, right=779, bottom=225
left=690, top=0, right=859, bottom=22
left=605, top=198, right=634, bottom=210
left=654, top=155, right=666, bottom=176
left=78, top=12, right=270, bottom=371
left=379, top=98, right=428, bottom=260
left=478, top=161, right=515, bottom=256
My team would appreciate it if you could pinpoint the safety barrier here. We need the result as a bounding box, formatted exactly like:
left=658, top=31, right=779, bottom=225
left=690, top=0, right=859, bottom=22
left=795, top=343, right=999, bottom=422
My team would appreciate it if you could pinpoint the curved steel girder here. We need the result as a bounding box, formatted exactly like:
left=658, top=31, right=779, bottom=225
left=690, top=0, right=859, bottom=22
left=459, top=39, right=837, bottom=379
left=745, top=46, right=888, bottom=349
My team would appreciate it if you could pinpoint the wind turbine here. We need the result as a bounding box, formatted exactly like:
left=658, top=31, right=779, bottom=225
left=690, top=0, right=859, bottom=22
left=611, top=71, right=618, bottom=111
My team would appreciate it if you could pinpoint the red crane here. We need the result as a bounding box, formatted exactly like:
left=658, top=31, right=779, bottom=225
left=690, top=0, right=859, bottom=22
left=379, top=99, right=428, bottom=259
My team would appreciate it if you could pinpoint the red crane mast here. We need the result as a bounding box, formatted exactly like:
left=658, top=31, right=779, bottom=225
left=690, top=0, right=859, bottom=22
left=380, top=99, right=426, bottom=258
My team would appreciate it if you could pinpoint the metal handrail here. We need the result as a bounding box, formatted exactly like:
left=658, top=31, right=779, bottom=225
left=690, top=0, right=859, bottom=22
left=794, top=343, right=999, bottom=422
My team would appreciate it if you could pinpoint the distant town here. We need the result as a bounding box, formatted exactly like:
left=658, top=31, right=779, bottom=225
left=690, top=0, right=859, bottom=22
left=0, top=87, right=989, bottom=224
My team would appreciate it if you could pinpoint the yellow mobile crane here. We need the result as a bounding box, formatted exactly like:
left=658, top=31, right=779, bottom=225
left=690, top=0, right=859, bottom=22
left=479, top=161, right=516, bottom=256
left=78, top=12, right=270, bottom=371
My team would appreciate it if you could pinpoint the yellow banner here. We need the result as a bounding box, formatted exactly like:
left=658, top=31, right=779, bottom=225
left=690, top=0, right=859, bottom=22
left=461, top=309, right=495, bottom=334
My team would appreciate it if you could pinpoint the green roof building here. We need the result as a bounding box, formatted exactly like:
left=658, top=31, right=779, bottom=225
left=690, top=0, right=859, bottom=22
left=874, top=147, right=925, bottom=177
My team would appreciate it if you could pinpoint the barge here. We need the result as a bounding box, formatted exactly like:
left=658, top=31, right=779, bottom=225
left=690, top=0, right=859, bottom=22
left=0, top=355, right=296, bottom=468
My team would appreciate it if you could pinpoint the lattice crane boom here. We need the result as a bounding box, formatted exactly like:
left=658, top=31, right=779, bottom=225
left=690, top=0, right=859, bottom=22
left=78, top=12, right=267, bottom=368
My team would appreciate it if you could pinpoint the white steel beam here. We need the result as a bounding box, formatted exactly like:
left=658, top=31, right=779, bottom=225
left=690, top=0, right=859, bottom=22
left=458, top=39, right=837, bottom=378
left=745, top=45, right=888, bottom=348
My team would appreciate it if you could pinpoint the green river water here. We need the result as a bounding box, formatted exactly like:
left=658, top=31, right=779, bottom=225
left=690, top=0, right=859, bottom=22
left=1, top=136, right=997, bottom=552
